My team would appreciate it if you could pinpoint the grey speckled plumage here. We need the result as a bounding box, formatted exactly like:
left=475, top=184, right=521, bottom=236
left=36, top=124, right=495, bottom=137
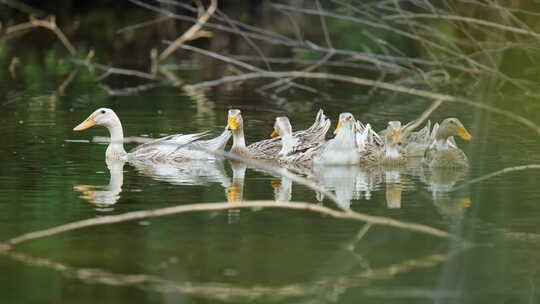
left=226, top=109, right=330, bottom=160
left=358, top=121, right=407, bottom=167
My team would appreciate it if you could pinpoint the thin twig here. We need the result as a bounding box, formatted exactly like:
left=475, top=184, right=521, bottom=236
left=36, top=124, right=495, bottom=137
left=384, top=13, right=540, bottom=39
left=72, top=59, right=166, bottom=81
left=159, top=0, right=217, bottom=60
left=402, top=100, right=443, bottom=136
left=452, top=164, right=540, bottom=191
left=5, top=17, right=76, bottom=55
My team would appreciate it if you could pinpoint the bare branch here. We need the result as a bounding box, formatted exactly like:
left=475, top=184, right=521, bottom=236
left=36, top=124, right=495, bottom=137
left=6, top=200, right=453, bottom=247
left=5, top=16, right=76, bottom=55
left=452, top=164, right=540, bottom=191
left=159, top=0, right=217, bottom=60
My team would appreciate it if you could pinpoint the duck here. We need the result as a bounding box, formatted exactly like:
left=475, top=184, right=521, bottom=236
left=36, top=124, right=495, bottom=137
left=225, top=108, right=330, bottom=160
left=424, top=117, right=472, bottom=168
left=73, top=108, right=231, bottom=162
left=358, top=121, right=407, bottom=166
left=275, top=112, right=359, bottom=165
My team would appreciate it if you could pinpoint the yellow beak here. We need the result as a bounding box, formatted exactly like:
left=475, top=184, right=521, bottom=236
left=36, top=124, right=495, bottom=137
left=73, top=118, right=97, bottom=131
left=390, top=129, right=401, bottom=144
left=333, top=120, right=344, bottom=135
left=457, top=125, right=472, bottom=141
left=226, top=117, right=238, bottom=131
left=270, top=130, right=279, bottom=137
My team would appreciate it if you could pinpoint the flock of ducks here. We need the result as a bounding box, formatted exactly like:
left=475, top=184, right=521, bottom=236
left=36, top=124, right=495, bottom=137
left=73, top=107, right=472, bottom=169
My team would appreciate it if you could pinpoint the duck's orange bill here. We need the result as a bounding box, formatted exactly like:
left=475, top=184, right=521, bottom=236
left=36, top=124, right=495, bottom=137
left=270, top=130, right=279, bottom=137
left=333, top=120, right=344, bottom=134
left=457, top=126, right=472, bottom=141
left=226, top=117, right=238, bottom=131
left=390, top=129, right=401, bottom=143
left=73, top=118, right=96, bottom=131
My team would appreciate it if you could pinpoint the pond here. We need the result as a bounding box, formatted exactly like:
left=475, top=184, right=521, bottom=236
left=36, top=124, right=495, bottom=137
left=1, top=1, right=540, bottom=303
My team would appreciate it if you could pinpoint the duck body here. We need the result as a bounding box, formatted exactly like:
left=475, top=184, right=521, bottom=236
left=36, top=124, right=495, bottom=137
left=278, top=113, right=359, bottom=166
left=425, top=139, right=469, bottom=168
left=358, top=121, right=407, bottom=167
left=73, top=108, right=231, bottom=162
left=316, top=113, right=361, bottom=165
left=424, top=118, right=472, bottom=168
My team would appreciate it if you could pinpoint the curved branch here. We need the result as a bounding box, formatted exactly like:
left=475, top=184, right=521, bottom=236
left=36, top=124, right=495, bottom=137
left=6, top=200, right=453, bottom=247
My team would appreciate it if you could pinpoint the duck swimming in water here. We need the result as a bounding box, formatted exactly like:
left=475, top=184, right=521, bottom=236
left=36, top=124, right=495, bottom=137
left=424, top=117, right=472, bottom=168
left=359, top=121, right=407, bottom=167
left=225, top=108, right=330, bottom=160
left=73, top=108, right=231, bottom=162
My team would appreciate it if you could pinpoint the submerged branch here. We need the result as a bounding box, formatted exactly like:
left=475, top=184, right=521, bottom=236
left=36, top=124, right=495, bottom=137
left=0, top=248, right=451, bottom=301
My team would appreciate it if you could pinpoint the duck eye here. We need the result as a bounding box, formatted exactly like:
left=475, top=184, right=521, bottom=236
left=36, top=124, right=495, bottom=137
left=101, top=110, right=106, bottom=114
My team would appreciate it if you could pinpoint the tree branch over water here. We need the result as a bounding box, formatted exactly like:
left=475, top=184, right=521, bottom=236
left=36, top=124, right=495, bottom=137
left=5, top=200, right=453, bottom=247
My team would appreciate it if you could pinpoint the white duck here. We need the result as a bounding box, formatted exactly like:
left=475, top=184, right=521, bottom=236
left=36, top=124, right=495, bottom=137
left=73, top=108, right=231, bottom=162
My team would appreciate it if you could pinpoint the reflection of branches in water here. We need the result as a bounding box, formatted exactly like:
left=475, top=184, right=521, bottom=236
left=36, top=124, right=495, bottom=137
left=0, top=248, right=450, bottom=302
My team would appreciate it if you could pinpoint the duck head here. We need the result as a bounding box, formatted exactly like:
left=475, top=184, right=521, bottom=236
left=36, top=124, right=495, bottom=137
left=333, top=112, right=355, bottom=134
left=226, top=109, right=243, bottom=132
left=73, top=108, right=121, bottom=131
left=271, top=116, right=293, bottom=138
left=385, top=121, right=404, bottom=147
left=437, top=118, right=472, bottom=141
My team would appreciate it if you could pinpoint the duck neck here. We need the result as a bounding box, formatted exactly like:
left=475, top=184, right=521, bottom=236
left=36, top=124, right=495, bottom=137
left=106, top=123, right=127, bottom=160
left=334, top=124, right=356, bottom=149
left=434, top=138, right=449, bottom=151
left=385, top=144, right=401, bottom=159
left=231, top=126, right=247, bottom=150
left=279, top=133, right=296, bottom=155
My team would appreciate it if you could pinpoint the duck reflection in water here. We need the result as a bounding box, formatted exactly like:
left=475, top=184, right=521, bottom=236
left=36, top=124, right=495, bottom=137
left=423, top=167, right=471, bottom=216
left=313, top=165, right=382, bottom=210
left=225, top=160, right=247, bottom=224
left=270, top=176, right=292, bottom=202
left=384, top=169, right=404, bottom=209
left=129, top=158, right=231, bottom=187
left=74, top=159, right=126, bottom=210
left=226, top=160, right=246, bottom=203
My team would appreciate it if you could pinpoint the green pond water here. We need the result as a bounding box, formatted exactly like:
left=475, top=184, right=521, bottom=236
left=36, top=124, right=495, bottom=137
left=1, top=88, right=539, bottom=303
left=1, top=2, right=540, bottom=304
